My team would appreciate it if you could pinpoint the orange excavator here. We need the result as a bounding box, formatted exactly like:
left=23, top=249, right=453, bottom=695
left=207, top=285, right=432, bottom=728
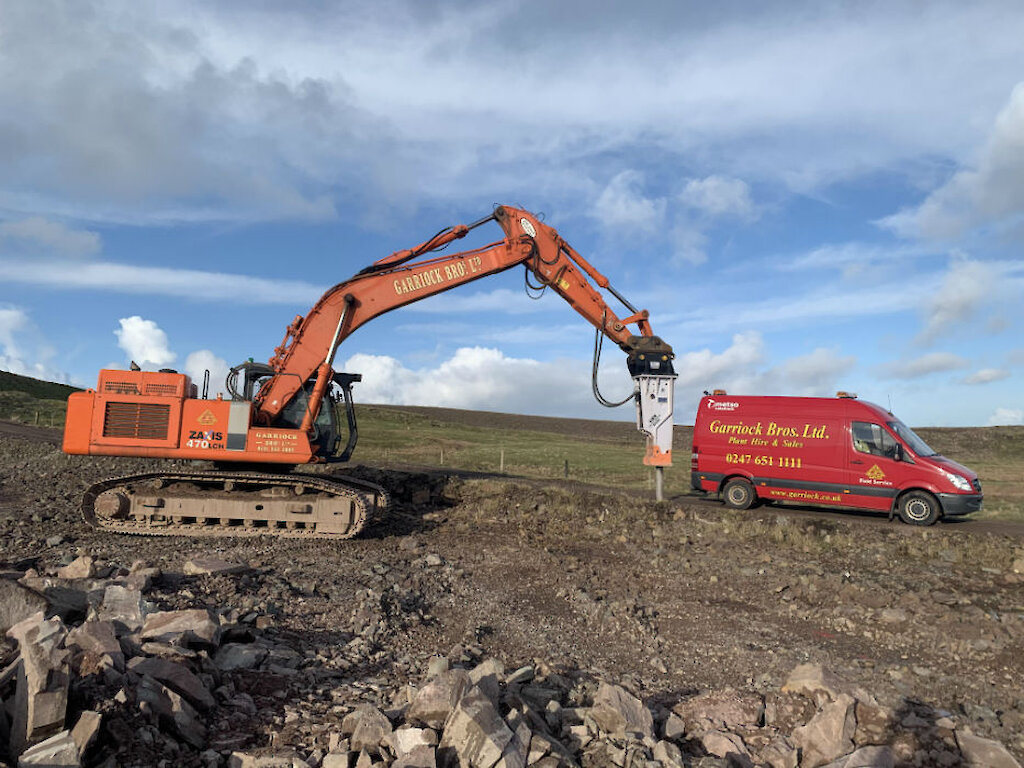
left=63, top=205, right=677, bottom=538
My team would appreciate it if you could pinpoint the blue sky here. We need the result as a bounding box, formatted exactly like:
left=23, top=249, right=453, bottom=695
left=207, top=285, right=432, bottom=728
left=1, top=0, right=1023, bottom=427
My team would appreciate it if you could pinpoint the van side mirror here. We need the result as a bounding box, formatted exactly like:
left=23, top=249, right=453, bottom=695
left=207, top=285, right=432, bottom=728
left=893, top=443, right=903, bottom=462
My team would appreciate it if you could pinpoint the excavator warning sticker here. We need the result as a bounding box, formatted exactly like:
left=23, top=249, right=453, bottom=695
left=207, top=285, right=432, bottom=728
left=197, top=409, right=217, bottom=425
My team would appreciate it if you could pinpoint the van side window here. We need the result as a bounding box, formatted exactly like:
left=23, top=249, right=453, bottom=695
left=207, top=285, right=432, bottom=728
left=851, top=422, right=899, bottom=459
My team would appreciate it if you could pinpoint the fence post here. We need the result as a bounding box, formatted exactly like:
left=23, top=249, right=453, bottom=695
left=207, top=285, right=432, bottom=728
left=500, top=448, right=504, bottom=473
left=564, top=459, right=569, bottom=478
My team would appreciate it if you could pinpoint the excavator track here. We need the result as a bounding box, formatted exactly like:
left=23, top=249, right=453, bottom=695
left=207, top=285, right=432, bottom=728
left=81, top=470, right=390, bottom=539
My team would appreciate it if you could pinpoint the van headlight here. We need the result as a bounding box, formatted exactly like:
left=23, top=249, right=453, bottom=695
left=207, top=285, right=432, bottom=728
left=940, top=470, right=972, bottom=492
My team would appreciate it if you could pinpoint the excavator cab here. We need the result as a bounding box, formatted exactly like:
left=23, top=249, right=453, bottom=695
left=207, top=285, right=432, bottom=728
left=226, top=361, right=362, bottom=462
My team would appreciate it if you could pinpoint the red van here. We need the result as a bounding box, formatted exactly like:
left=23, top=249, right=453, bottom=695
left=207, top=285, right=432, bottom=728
left=690, top=391, right=982, bottom=525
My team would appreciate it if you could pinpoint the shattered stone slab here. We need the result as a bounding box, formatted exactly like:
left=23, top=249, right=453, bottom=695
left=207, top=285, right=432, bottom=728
left=387, top=726, right=440, bottom=757
left=956, top=730, right=1022, bottom=768
left=56, top=555, right=96, bottom=580
left=342, top=704, right=393, bottom=755
left=781, top=663, right=845, bottom=704
left=587, top=682, right=654, bottom=741
left=791, top=693, right=856, bottom=768
left=128, top=656, right=216, bottom=710
left=820, top=745, right=895, bottom=768
left=9, top=615, right=71, bottom=758
left=228, top=752, right=311, bottom=767
left=66, top=620, right=124, bottom=673
left=95, top=585, right=145, bottom=633
left=439, top=687, right=514, bottom=768
left=70, top=710, right=102, bottom=758
left=672, top=687, right=764, bottom=736
left=141, top=608, right=221, bottom=649
left=15, top=728, right=79, bottom=766
left=137, top=674, right=207, bottom=748
left=407, top=668, right=471, bottom=729
left=0, top=579, right=48, bottom=636
left=214, top=642, right=268, bottom=671
left=184, top=558, right=252, bottom=577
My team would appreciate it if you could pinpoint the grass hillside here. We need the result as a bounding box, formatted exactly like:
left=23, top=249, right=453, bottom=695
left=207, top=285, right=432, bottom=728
left=0, top=370, right=79, bottom=427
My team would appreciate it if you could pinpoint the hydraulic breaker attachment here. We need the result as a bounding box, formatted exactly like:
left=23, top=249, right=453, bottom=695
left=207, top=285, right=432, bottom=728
left=627, top=335, right=677, bottom=500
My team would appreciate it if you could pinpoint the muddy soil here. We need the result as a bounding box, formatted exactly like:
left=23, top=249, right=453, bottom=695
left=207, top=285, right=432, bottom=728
left=1, top=422, right=1022, bottom=763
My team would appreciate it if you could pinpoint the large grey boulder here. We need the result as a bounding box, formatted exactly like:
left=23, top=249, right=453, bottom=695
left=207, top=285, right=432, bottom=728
left=141, top=608, right=221, bottom=648
left=407, top=669, right=471, bottom=729
left=342, top=705, right=393, bottom=755
left=791, top=693, right=856, bottom=768
left=438, top=687, right=514, bottom=768
left=7, top=614, right=70, bottom=758
left=128, top=656, right=216, bottom=710
left=136, top=674, right=207, bottom=748
left=956, top=730, right=1022, bottom=768
left=15, top=729, right=79, bottom=766
left=0, top=579, right=48, bottom=636
left=96, top=585, right=145, bottom=633
left=587, top=683, right=654, bottom=741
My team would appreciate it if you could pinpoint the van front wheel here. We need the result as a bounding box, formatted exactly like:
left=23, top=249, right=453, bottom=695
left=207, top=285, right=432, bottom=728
left=723, top=478, right=756, bottom=510
left=898, top=491, right=940, bottom=526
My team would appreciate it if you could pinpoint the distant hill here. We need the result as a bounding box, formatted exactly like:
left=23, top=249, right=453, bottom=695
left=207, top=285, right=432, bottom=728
left=0, top=370, right=80, bottom=399
left=0, top=370, right=79, bottom=427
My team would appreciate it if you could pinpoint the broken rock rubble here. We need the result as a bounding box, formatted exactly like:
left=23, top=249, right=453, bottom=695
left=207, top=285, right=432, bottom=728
left=1, top=550, right=1021, bottom=768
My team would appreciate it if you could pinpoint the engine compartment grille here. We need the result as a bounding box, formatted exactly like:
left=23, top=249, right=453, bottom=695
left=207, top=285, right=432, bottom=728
left=103, top=402, right=171, bottom=440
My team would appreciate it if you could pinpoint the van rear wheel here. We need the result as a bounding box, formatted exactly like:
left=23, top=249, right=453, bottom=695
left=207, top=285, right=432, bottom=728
left=898, top=490, right=940, bottom=526
left=723, top=478, right=756, bottom=510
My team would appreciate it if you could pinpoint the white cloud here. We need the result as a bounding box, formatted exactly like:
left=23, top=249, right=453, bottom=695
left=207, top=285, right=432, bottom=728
left=673, top=333, right=855, bottom=401
left=987, top=407, right=1023, bottom=426
left=774, top=348, right=857, bottom=393
left=670, top=226, right=709, bottom=267
left=882, top=83, right=1024, bottom=241
left=0, top=306, right=69, bottom=382
left=184, top=350, right=230, bottom=395
left=0, top=217, right=100, bottom=257
left=917, top=257, right=997, bottom=345
left=878, top=352, right=969, bottom=380
left=115, top=316, right=176, bottom=367
left=675, top=332, right=766, bottom=389
left=679, top=176, right=755, bottom=220
left=0, top=259, right=323, bottom=305
left=341, top=347, right=604, bottom=418
left=592, top=171, right=666, bottom=235
left=963, top=368, right=1010, bottom=385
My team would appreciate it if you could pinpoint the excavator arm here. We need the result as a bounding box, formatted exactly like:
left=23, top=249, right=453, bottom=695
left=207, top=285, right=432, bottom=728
left=253, top=206, right=677, bottom=467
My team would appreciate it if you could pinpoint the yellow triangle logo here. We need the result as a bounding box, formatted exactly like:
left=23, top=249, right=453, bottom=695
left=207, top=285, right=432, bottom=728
left=866, top=464, right=885, bottom=481
left=197, top=409, right=217, bottom=426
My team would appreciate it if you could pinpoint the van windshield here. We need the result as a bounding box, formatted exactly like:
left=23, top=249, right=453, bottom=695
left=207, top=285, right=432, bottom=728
left=887, top=419, right=937, bottom=457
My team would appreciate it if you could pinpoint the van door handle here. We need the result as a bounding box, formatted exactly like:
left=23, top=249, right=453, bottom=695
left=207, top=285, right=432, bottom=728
left=850, top=460, right=864, bottom=465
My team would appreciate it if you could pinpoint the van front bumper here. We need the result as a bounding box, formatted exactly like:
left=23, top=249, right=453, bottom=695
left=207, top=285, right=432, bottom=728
left=938, top=493, right=983, bottom=517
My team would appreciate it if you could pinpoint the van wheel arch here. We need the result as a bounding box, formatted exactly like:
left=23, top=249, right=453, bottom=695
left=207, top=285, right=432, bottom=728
left=896, top=489, right=942, bottom=526
left=721, top=476, right=758, bottom=510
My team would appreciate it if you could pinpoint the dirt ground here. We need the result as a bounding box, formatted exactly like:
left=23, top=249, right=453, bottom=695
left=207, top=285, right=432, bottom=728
left=1, top=420, right=1023, bottom=763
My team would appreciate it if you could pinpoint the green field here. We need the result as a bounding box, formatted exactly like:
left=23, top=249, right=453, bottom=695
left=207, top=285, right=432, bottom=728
left=1, top=370, right=1021, bottom=520
left=0, top=370, right=79, bottom=427
left=352, top=404, right=686, bottom=495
